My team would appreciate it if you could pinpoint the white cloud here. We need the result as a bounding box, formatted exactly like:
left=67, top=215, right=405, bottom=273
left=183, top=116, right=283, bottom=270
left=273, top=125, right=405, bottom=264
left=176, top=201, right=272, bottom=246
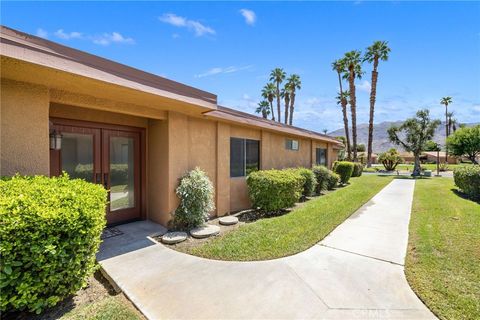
left=47, top=29, right=134, bottom=46
left=357, top=80, right=372, bottom=93
left=195, top=65, right=253, bottom=78
left=240, top=9, right=256, bottom=26
left=54, top=29, right=83, bottom=40
left=92, top=32, right=135, bottom=46
left=36, top=28, right=48, bottom=39
left=159, top=13, right=215, bottom=36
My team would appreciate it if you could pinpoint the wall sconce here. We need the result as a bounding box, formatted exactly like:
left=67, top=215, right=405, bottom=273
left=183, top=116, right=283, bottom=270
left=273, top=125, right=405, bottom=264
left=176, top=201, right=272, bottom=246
left=49, top=130, right=62, bottom=150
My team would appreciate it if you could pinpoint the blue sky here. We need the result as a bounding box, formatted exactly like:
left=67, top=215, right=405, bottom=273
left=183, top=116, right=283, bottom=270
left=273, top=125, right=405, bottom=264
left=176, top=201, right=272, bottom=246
left=2, top=1, right=479, bottom=131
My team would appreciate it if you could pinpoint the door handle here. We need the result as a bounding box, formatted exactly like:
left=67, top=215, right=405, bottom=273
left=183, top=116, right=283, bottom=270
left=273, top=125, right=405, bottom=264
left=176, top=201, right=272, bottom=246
left=103, top=173, right=109, bottom=190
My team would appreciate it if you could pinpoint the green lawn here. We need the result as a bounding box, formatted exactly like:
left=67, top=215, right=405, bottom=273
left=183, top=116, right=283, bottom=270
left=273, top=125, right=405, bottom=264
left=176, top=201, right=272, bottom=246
left=184, top=175, right=393, bottom=261
left=61, top=296, right=143, bottom=320
left=406, top=178, right=480, bottom=320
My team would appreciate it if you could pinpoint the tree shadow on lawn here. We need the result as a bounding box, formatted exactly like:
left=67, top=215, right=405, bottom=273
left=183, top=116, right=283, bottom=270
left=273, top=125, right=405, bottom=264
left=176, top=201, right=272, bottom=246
left=451, top=189, right=480, bottom=204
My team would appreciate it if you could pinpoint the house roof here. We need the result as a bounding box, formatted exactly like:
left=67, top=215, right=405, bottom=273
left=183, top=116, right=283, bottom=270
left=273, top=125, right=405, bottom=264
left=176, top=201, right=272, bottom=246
left=204, top=106, right=343, bottom=146
left=1, top=25, right=342, bottom=146
left=0, top=25, right=217, bottom=110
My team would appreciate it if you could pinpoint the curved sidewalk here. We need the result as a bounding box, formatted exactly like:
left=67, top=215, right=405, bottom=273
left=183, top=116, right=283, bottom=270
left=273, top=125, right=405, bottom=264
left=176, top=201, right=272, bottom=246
left=98, top=179, right=436, bottom=319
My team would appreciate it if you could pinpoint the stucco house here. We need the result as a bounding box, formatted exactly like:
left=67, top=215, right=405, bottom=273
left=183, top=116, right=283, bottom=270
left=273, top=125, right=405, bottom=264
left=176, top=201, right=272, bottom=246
left=0, top=26, right=342, bottom=226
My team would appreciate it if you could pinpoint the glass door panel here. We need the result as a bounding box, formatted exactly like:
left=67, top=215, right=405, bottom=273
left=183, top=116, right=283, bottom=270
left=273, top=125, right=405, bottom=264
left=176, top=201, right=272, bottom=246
left=61, top=132, right=95, bottom=181
left=109, top=136, right=135, bottom=211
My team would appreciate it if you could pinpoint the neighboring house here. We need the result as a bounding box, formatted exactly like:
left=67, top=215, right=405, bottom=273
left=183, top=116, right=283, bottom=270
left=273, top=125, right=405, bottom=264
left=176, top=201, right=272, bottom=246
left=0, top=26, right=342, bottom=226
left=357, top=152, right=378, bottom=164
left=422, top=151, right=458, bottom=164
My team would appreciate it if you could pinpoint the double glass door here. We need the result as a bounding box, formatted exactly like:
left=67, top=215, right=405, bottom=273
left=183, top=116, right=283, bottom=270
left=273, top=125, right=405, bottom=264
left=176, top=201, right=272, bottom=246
left=50, top=119, right=142, bottom=225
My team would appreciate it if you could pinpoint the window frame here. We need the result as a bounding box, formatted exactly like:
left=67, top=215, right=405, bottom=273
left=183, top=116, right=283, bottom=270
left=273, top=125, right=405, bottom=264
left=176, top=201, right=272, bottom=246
left=230, top=137, right=260, bottom=178
left=285, top=138, right=299, bottom=151
left=315, top=147, right=328, bottom=166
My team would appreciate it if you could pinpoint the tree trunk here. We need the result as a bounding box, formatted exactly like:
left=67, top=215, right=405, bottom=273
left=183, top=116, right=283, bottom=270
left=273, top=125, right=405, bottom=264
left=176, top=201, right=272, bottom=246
left=349, top=68, right=358, bottom=162
left=289, top=92, right=295, bottom=126
left=337, top=72, right=351, bottom=160
left=341, top=98, right=351, bottom=160
left=412, top=153, right=422, bottom=177
left=284, top=94, right=290, bottom=124
left=276, top=83, right=281, bottom=123
left=445, top=104, right=448, bottom=162
left=269, top=101, right=275, bottom=121
left=367, top=59, right=379, bottom=168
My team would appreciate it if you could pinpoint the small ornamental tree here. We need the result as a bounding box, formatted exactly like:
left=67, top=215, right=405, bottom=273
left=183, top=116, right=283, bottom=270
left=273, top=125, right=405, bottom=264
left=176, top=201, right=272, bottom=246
left=447, top=125, right=480, bottom=164
left=378, top=148, right=404, bottom=171
left=388, top=109, right=441, bottom=176
left=174, top=168, right=215, bottom=229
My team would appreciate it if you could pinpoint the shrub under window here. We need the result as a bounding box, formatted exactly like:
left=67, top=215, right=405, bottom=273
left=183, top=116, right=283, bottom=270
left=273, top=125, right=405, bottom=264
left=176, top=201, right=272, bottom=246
left=247, top=169, right=305, bottom=212
left=0, top=174, right=107, bottom=314
left=334, top=161, right=355, bottom=184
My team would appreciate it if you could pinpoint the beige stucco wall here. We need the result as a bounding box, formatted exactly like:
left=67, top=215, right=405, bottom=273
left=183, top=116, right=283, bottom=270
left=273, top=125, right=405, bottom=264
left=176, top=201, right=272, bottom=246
left=0, top=79, right=50, bottom=176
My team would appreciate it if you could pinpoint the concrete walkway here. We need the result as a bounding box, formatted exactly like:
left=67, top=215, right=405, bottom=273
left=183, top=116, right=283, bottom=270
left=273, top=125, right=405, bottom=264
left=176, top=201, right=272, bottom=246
left=98, top=179, right=436, bottom=319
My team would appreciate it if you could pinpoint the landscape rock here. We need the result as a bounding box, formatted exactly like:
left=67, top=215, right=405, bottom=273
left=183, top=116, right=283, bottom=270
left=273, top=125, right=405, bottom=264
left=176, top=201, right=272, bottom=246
left=161, top=232, right=187, bottom=244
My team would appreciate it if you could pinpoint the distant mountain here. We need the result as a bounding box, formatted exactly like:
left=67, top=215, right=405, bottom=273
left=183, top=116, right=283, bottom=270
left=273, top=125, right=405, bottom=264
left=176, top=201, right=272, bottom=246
left=329, top=121, right=479, bottom=153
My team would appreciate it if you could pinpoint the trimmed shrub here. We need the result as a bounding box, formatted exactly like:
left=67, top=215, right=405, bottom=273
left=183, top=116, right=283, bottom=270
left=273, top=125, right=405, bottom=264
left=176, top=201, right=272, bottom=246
left=453, top=166, right=480, bottom=200
left=247, top=169, right=304, bottom=212
left=312, top=165, right=330, bottom=194
left=0, top=174, right=107, bottom=314
left=334, top=161, right=354, bottom=184
left=327, top=172, right=340, bottom=190
left=352, top=162, right=363, bottom=177
left=288, top=168, right=317, bottom=197
left=378, top=148, right=403, bottom=171
left=174, top=168, right=215, bottom=229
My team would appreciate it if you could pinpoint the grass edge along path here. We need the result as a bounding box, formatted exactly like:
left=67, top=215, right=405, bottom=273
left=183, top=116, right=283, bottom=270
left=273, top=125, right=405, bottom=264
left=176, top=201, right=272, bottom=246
left=406, top=178, right=480, bottom=320
left=184, top=175, right=394, bottom=261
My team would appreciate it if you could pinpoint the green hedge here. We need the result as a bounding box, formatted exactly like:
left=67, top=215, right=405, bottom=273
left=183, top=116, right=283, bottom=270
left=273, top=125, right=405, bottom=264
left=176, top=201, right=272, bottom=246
left=333, top=161, right=355, bottom=184
left=247, top=169, right=304, bottom=212
left=312, top=166, right=330, bottom=194
left=352, top=163, right=363, bottom=177
left=287, top=168, right=317, bottom=197
left=453, top=166, right=480, bottom=200
left=327, top=172, right=340, bottom=190
left=174, top=168, right=215, bottom=229
left=0, top=174, right=107, bottom=314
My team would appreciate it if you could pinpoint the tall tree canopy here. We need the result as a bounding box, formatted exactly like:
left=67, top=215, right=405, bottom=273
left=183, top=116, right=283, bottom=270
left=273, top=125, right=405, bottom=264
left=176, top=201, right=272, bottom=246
left=447, top=125, right=480, bottom=164
left=388, top=109, right=441, bottom=176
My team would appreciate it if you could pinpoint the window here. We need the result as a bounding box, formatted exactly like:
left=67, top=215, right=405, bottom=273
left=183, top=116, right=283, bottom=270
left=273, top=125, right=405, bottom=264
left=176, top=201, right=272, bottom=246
left=230, top=138, right=260, bottom=177
left=316, top=148, right=327, bottom=166
left=286, top=139, right=299, bottom=151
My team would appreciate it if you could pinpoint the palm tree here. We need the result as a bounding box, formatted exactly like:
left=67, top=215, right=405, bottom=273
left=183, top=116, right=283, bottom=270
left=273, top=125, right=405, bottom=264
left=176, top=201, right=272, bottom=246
left=447, top=111, right=454, bottom=135
left=261, top=83, right=277, bottom=121
left=332, top=58, right=351, bottom=160
left=286, top=74, right=301, bottom=125
left=270, top=68, right=286, bottom=122
left=363, top=41, right=391, bottom=167
left=256, top=100, right=271, bottom=119
left=336, top=91, right=351, bottom=160
left=440, top=96, right=453, bottom=161
left=322, top=129, right=328, bottom=135
left=280, top=86, right=291, bottom=124
left=343, top=50, right=363, bottom=162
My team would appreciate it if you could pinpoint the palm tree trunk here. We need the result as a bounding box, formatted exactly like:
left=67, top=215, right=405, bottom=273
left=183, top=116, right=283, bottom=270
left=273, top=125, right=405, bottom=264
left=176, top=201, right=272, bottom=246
left=284, top=95, right=290, bottom=124
left=349, top=69, right=358, bottom=162
left=341, top=99, right=351, bottom=160
left=445, top=104, right=448, bottom=162
left=289, top=92, right=295, bottom=126
left=367, top=60, right=379, bottom=168
left=269, top=101, right=275, bottom=121
left=276, top=83, right=281, bottom=123
left=337, top=71, right=351, bottom=160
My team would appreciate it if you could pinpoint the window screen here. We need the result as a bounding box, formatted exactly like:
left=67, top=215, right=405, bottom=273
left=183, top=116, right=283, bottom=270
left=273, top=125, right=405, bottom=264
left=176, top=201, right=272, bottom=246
left=316, top=148, right=327, bottom=166
left=230, top=138, right=260, bottom=177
